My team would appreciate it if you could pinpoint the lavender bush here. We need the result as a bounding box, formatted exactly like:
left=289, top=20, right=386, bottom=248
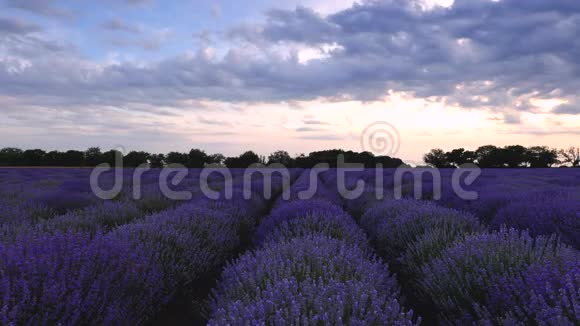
left=416, top=228, right=564, bottom=323
left=491, top=190, right=580, bottom=249
left=110, top=204, right=241, bottom=293
left=255, top=199, right=368, bottom=249
left=479, top=248, right=579, bottom=325
left=0, top=231, right=165, bottom=325
left=209, top=236, right=418, bottom=325
left=361, top=200, right=481, bottom=263
left=398, top=221, right=485, bottom=280
left=45, top=200, right=141, bottom=234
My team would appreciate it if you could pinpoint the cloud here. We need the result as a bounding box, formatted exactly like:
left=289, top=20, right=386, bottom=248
left=297, top=134, right=342, bottom=140
left=552, top=103, right=580, bottom=115
left=0, top=17, right=43, bottom=34
left=303, top=119, right=330, bottom=125
left=504, top=128, right=580, bottom=136
left=296, top=126, right=323, bottom=132
left=198, top=116, right=233, bottom=126
left=503, top=112, right=522, bottom=125
left=101, top=18, right=141, bottom=34
left=210, top=4, right=222, bottom=20
left=106, top=27, right=171, bottom=51
left=3, top=0, right=74, bottom=20
left=1, top=0, right=580, bottom=116
left=124, top=0, right=151, bottom=4
left=0, top=30, right=75, bottom=59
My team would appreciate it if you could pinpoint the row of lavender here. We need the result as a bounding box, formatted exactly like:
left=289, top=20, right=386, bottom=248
left=335, top=168, right=580, bottom=249
left=324, top=169, right=579, bottom=324
left=0, top=168, right=300, bottom=324
left=207, top=171, right=419, bottom=324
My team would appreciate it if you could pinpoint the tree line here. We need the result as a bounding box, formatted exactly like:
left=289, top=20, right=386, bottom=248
left=0, top=147, right=404, bottom=168
left=423, top=145, right=580, bottom=168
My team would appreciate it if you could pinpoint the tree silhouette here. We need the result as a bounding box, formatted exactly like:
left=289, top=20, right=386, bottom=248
left=22, top=149, right=46, bottom=166
left=165, top=152, right=189, bottom=166
left=63, top=150, right=85, bottom=167
left=187, top=149, right=209, bottom=168
left=424, top=149, right=451, bottom=168
left=208, top=153, right=225, bottom=165
left=0, top=148, right=23, bottom=166
left=267, top=150, right=294, bottom=167
left=124, top=151, right=151, bottom=167
left=100, top=150, right=123, bottom=167
left=445, top=148, right=476, bottom=167
left=85, top=147, right=103, bottom=166
left=559, top=146, right=580, bottom=167
left=148, top=154, right=165, bottom=168
left=502, top=145, right=528, bottom=168
left=225, top=151, right=263, bottom=168
left=475, top=145, right=503, bottom=168
left=526, top=146, right=559, bottom=168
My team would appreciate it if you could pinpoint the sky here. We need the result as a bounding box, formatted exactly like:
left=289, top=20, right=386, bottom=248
left=1, top=0, right=579, bottom=164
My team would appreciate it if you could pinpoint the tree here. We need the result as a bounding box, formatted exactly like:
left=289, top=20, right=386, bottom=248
left=526, top=146, right=559, bottom=168
left=124, top=151, right=151, bottom=167
left=423, top=149, right=451, bottom=168
left=149, top=154, right=165, bottom=168
left=445, top=148, right=475, bottom=167
left=374, top=155, right=405, bottom=168
left=208, top=153, right=225, bottom=165
left=85, top=147, right=103, bottom=166
left=101, top=150, right=123, bottom=167
left=475, top=145, right=503, bottom=168
left=21, top=149, right=46, bottom=166
left=44, top=151, right=66, bottom=166
left=502, top=145, right=528, bottom=168
left=187, top=148, right=209, bottom=168
left=165, top=152, right=189, bottom=166
left=267, top=150, right=294, bottom=167
left=0, top=147, right=23, bottom=166
left=559, top=146, right=580, bottom=167
left=62, top=150, right=85, bottom=167
left=225, top=151, right=263, bottom=168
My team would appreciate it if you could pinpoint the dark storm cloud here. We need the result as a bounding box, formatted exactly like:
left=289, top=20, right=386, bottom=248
left=1, top=0, right=580, bottom=114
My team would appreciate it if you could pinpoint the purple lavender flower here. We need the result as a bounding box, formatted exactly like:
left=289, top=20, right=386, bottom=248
left=480, top=248, right=579, bottom=324
left=45, top=200, right=141, bottom=234
left=110, top=203, right=241, bottom=292
left=209, top=236, right=418, bottom=325
left=491, top=190, right=580, bottom=249
left=361, top=200, right=481, bottom=263
left=0, top=231, right=165, bottom=325
left=255, top=200, right=370, bottom=250
left=416, top=228, right=564, bottom=323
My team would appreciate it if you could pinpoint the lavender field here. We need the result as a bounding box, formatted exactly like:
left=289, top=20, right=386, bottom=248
left=0, top=167, right=578, bottom=325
